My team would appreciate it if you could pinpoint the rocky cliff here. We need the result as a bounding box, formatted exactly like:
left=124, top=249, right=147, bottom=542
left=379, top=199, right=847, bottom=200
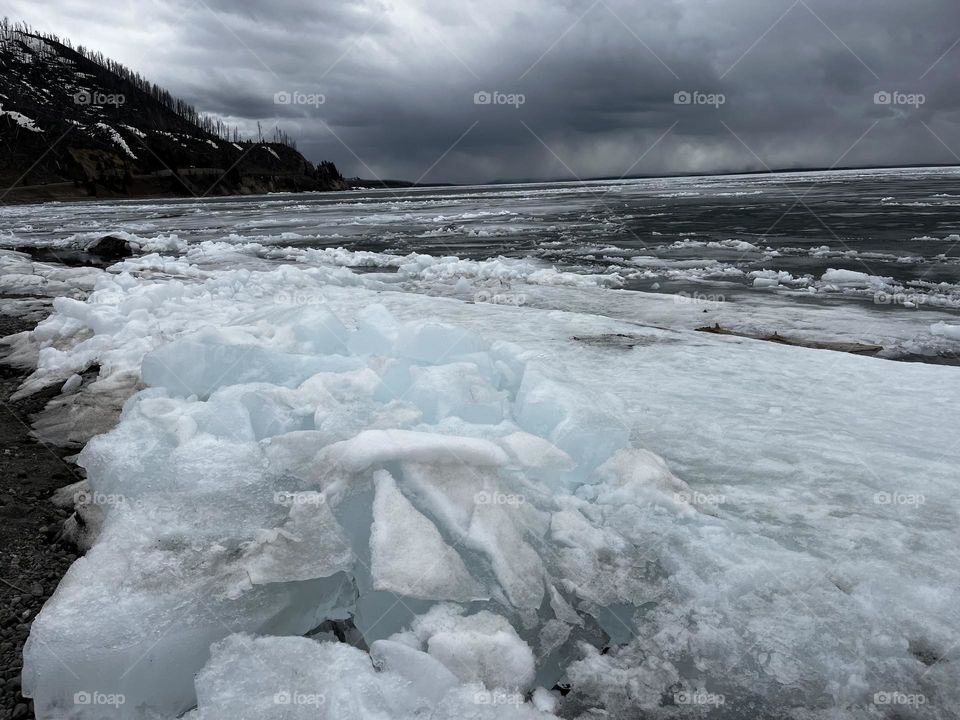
left=0, top=19, right=346, bottom=203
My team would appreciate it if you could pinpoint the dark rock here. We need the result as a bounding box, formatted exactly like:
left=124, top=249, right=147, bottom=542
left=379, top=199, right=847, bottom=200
left=84, top=235, right=133, bottom=261
left=12, top=702, right=29, bottom=719
left=0, top=501, right=29, bottom=517
left=314, top=160, right=347, bottom=191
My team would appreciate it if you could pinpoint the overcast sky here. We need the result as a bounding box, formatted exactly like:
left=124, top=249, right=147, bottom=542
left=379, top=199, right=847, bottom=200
left=9, top=0, right=960, bottom=183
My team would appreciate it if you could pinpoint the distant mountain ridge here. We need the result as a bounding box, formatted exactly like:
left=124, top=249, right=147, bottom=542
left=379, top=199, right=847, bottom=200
left=0, top=18, right=346, bottom=203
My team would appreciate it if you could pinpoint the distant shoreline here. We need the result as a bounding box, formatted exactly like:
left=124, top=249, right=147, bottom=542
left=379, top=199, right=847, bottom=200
left=1, top=171, right=346, bottom=207
left=482, top=162, right=960, bottom=186
left=5, top=163, right=958, bottom=207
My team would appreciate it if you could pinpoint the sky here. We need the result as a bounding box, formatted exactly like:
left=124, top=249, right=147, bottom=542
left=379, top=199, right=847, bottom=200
left=7, top=0, right=960, bottom=183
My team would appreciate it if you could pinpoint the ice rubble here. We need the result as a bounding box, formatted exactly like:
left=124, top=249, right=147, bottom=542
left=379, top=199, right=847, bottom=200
left=931, top=321, right=960, bottom=341
left=6, top=223, right=960, bottom=362
left=188, top=630, right=551, bottom=720
left=11, top=249, right=960, bottom=720
left=22, top=290, right=696, bottom=719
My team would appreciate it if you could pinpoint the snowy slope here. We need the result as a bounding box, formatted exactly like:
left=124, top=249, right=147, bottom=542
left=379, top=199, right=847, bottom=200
left=0, top=22, right=341, bottom=195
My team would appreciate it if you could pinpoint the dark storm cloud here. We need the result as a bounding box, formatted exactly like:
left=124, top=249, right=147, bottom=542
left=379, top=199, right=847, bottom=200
left=9, top=0, right=960, bottom=182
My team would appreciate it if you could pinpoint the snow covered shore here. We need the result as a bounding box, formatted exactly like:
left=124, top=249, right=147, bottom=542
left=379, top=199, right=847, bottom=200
left=3, top=243, right=957, bottom=719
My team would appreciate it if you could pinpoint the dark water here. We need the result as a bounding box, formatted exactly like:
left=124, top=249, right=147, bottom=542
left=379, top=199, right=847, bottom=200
left=323, top=169, right=960, bottom=301
left=3, top=166, right=960, bottom=305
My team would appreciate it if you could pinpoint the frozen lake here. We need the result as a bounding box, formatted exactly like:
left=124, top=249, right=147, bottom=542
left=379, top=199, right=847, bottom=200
left=5, top=165, right=960, bottom=360
left=5, top=165, right=960, bottom=290
left=2, top=167, right=959, bottom=720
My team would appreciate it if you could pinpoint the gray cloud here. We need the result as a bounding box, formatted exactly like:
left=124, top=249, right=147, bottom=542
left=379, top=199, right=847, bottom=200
left=9, top=0, right=960, bottom=182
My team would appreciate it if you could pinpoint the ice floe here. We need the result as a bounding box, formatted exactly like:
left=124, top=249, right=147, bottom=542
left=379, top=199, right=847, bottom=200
left=9, top=251, right=960, bottom=719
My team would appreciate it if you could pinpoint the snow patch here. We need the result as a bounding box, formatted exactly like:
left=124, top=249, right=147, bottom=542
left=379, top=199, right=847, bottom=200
left=0, top=103, right=42, bottom=132
left=95, top=123, right=137, bottom=159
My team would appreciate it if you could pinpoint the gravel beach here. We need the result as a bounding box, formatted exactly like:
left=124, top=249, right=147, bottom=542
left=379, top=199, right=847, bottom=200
left=0, top=317, right=81, bottom=720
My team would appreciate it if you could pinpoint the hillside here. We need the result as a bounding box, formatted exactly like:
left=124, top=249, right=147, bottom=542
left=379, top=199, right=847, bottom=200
left=0, top=19, right=346, bottom=203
